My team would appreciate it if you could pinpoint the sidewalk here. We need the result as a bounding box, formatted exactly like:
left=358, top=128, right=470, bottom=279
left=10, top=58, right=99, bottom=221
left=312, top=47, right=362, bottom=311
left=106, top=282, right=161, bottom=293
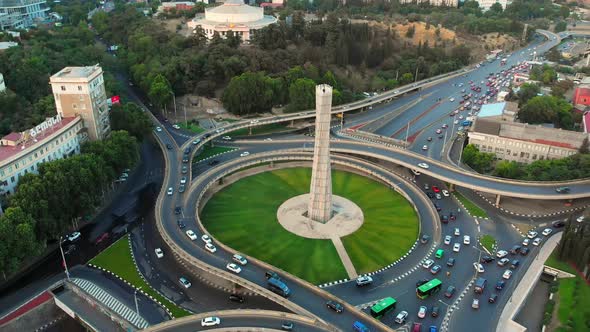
left=496, top=233, right=562, bottom=332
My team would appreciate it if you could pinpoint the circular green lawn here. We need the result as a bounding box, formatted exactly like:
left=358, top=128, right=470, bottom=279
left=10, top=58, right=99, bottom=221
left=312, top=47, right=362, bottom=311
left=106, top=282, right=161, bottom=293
left=201, top=167, right=419, bottom=284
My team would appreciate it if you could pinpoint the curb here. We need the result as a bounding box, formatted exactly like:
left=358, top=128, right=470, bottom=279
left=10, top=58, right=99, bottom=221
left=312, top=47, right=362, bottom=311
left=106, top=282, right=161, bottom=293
left=440, top=278, right=476, bottom=332
left=474, top=191, right=590, bottom=218
left=194, top=148, right=237, bottom=164
left=452, top=192, right=490, bottom=221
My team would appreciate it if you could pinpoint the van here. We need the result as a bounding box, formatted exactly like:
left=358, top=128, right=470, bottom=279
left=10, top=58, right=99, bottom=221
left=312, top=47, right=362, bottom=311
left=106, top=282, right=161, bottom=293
left=267, top=278, right=291, bottom=297
left=435, top=249, right=444, bottom=259
left=353, top=321, right=370, bottom=332
left=474, top=277, right=487, bottom=294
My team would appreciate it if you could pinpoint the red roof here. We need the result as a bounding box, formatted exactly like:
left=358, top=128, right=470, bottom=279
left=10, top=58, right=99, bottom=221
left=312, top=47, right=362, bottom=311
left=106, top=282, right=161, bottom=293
left=584, top=111, right=590, bottom=134
left=0, top=117, right=79, bottom=163
left=500, top=136, right=576, bottom=150
left=573, top=87, right=590, bottom=106
left=2, top=132, right=21, bottom=142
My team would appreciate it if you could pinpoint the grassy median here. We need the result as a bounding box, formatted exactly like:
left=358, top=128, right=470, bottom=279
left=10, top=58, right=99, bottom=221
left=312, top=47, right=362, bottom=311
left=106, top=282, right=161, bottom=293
left=453, top=191, right=488, bottom=218
left=230, top=123, right=288, bottom=137
left=479, top=234, right=496, bottom=253
left=89, top=235, right=191, bottom=318
left=193, top=146, right=236, bottom=163
left=178, top=121, right=205, bottom=134
left=201, top=167, right=419, bottom=284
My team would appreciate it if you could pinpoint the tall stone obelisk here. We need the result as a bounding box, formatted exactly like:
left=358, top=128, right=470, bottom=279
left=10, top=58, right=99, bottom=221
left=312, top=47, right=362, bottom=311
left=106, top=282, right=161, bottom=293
left=308, top=84, right=333, bottom=223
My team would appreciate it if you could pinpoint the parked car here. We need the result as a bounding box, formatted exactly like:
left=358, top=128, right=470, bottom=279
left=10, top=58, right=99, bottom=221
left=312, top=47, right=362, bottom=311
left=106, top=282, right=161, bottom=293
left=395, top=311, right=409, bottom=324
left=418, top=306, right=427, bottom=319
left=444, top=285, right=456, bottom=298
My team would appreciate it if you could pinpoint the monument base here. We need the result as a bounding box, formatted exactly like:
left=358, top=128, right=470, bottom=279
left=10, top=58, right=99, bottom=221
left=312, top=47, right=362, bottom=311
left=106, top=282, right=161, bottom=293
left=276, top=194, right=364, bottom=239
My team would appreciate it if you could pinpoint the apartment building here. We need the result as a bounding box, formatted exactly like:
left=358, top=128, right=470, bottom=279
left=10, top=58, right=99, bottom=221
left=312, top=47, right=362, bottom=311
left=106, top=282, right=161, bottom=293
left=0, top=0, right=49, bottom=30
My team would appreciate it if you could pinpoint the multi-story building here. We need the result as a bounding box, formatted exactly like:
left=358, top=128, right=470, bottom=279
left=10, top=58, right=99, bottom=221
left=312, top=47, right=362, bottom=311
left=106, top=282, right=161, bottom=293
left=476, top=0, right=512, bottom=11
left=399, top=0, right=458, bottom=6
left=0, top=73, right=5, bottom=93
left=468, top=118, right=588, bottom=163
left=50, top=65, right=110, bottom=141
left=0, top=0, right=49, bottom=30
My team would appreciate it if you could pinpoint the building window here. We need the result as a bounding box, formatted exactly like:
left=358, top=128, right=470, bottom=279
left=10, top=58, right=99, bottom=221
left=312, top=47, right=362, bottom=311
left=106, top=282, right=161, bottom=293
left=10, top=176, right=14, bottom=183
left=14, top=162, right=18, bottom=169
left=72, top=104, right=77, bottom=109
left=78, top=86, right=82, bottom=91
left=532, top=154, right=537, bottom=160
left=61, top=86, right=66, bottom=91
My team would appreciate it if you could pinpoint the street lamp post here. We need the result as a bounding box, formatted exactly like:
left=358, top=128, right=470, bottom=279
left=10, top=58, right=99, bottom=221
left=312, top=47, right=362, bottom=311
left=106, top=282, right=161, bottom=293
left=134, top=287, right=141, bottom=315
left=59, top=236, right=70, bottom=281
left=405, top=121, right=410, bottom=143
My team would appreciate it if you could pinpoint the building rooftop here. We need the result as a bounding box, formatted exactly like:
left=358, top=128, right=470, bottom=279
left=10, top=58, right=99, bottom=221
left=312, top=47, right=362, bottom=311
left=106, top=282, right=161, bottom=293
left=50, top=65, right=102, bottom=80
left=0, top=0, right=46, bottom=7
left=0, top=41, right=18, bottom=50
left=479, top=102, right=506, bottom=118
left=584, top=111, right=590, bottom=134
left=0, top=117, right=79, bottom=163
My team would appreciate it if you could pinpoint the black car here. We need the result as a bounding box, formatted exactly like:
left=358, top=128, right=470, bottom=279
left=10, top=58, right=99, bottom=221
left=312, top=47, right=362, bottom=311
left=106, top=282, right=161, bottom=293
left=520, top=247, right=530, bottom=256
left=449, top=212, right=456, bottom=221
left=510, top=260, right=520, bottom=269
left=184, top=147, right=191, bottom=155
left=326, top=300, right=343, bottom=313
left=281, top=321, right=294, bottom=331
left=447, top=258, right=456, bottom=267
left=209, top=160, right=220, bottom=166
left=495, top=280, right=505, bottom=290
left=440, top=215, right=449, bottom=224
left=166, top=143, right=173, bottom=150
left=427, top=192, right=435, bottom=198
left=416, top=279, right=429, bottom=287
left=229, top=294, right=244, bottom=303
left=177, top=219, right=186, bottom=229
left=174, top=206, right=182, bottom=215
left=480, top=255, right=494, bottom=263
left=421, top=234, right=430, bottom=244
left=431, top=306, right=440, bottom=317
left=444, top=285, right=456, bottom=298
left=488, top=294, right=498, bottom=303
left=510, top=245, right=521, bottom=255
left=265, top=271, right=280, bottom=280
left=552, top=220, right=566, bottom=228
left=434, top=203, right=442, bottom=212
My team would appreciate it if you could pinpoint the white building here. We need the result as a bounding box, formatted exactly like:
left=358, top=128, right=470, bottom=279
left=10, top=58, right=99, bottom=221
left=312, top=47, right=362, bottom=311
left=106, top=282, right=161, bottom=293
left=476, top=0, right=512, bottom=11
left=399, top=0, right=458, bottom=7
left=0, top=0, right=49, bottom=30
left=187, top=0, right=277, bottom=42
left=0, top=73, right=5, bottom=93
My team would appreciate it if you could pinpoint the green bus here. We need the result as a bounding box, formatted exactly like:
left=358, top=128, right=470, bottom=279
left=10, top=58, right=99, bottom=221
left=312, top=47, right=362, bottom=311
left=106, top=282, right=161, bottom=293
left=370, top=297, right=397, bottom=319
left=416, top=278, right=442, bottom=299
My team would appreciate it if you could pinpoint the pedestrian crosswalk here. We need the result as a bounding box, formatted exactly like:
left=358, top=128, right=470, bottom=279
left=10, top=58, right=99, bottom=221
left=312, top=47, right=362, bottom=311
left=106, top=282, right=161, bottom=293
left=72, top=278, right=149, bottom=329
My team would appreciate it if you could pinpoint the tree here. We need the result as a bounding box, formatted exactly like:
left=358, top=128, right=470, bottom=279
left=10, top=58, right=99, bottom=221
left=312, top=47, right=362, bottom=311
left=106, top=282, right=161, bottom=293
left=288, top=78, right=316, bottom=112
left=516, top=83, right=540, bottom=105
left=555, top=21, right=567, bottom=33
left=493, top=160, right=523, bottom=179
left=110, top=103, right=153, bottom=141
left=222, top=72, right=275, bottom=115
left=580, top=137, right=590, bottom=154
left=462, top=144, right=494, bottom=173
left=0, top=207, right=42, bottom=276
left=406, top=25, right=416, bottom=38
left=519, top=95, right=574, bottom=129
left=148, top=74, right=172, bottom=110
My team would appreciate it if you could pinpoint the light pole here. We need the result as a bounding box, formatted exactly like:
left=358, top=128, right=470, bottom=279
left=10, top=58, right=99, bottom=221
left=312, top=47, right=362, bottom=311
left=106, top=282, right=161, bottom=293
left=405, top=121, right=410, bottom=143
left=183, top=104, right=187, bottom=126
left=169, top=91, right=177, bottom=120
left=59, top=236, right=70, bottom=281
left=134, top=287, right=141, bottom=315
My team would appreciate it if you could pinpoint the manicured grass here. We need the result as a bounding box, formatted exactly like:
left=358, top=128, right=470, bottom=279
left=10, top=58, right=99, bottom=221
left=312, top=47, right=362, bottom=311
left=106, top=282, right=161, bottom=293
left=230, top=123, right=288, bottom=137
left=453, top=191, right=488, bottom=218
left=201, top=168, right=419, bottom=283
left=89, top=235, right=191, bottom=318
left=545, top=251, right=577, bottom=274
left=178, top=121, right=205, bottom=134
left=194, top=145, right=236, bottom=163
left=479, top=234, right=496, bottom=253
left=554, top=275, right=590, bottom=331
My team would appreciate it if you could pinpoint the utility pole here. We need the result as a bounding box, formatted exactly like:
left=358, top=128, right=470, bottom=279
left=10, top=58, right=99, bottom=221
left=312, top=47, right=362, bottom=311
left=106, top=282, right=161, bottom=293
left=134, top=287, right=141, bottom=315
left=405, top=121, right=411, bottom=143
left=415, top=65, right=420, bottom=83
left=59, top=236, right=70, bottom=281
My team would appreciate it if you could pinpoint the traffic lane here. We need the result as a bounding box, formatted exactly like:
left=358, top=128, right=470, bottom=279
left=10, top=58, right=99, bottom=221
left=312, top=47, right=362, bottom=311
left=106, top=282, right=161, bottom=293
left=174, top=316, right=326, bottom=332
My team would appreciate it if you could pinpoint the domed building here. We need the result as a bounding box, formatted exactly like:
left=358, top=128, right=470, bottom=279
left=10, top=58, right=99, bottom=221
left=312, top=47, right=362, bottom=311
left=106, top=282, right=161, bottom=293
left=187, top=0, right=277, bottom=42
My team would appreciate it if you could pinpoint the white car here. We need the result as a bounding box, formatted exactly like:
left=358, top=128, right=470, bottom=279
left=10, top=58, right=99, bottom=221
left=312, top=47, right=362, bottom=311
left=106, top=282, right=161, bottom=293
left=542, top=228, right=553, bottom=236
left=522, top=238, right=530, bottom=246
left=496, top=250, right=508, bottom=258
left=167, top=187, right=173, bottom=196
left=215, top=128, right=225, bottom=133
left=232, top=254, right=248, bottom=266
left=503, top=270, right=513, bottom=280
left=422, top=259, right=434, bottom=269
left=240, top=151, right=250, bottom=157
left=205, top=243, right=217, bottom=253
left=473, top=263, right=485, bottom=273
left=155, top=248, right=164, bottom=258
left=453, top=243, right=461, bottom=252
left=442, top=190, right=450, bottom=197
left=577, top=216, right=585, bottom=223
left=449, top=98, right=455, bottom=102
left=201, top=316, right=220, bottom=327
left=417, top=163, right=429, bottom=169
left=454, top=120, right=459, bottom=125
left=155, top=126, right=162, bottom=132
left=172, top=124, right=180, bottom=129
left=463, top=235, right=471, bottom=245
left=532, top=237, right=542, bottom=246
left=180, top=177, right=187, bottom=185
left=422, top=145, right=428, bottom=151
left=226, top=263, right=242, bottom=274
left=67, top=232, right=81, bottom=242
left=186, top=230, right=197, bottom=241
left=222, top=136, right=232, bottom=140
left=395, top=311, right=408, bottom=324
left=527, top=231, right=538, bottom=239
left=264, top=138, right=273, bottom=141
left=250, top=120, right=259, bottom=124
left=444, top=235, right=452, bottom=245
left=454, top=228, right=460, bottom=236
left=201, top=234, right=212, bottom=244
left=179, top=277, right=192, bottom=288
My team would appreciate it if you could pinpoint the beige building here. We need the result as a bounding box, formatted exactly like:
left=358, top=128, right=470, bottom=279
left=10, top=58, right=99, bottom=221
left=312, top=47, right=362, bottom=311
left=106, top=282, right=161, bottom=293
left=50, top=65, right=110, bottom=141
left=476, top=0, right=512, bottom=10
left=399, top=0, right=458, bottom=6
left=468, top=118, right=588, bottom=163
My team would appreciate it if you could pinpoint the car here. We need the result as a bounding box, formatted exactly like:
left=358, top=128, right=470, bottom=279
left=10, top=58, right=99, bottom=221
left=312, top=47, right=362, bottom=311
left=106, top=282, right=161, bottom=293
left=67, top=232, right=81, bottom=242
left=418, top=163, right=429, bottom=169
left=510, top=245, right=521, bottom=255
left=473, top=263, right=485, bottom=273
left=180, top=176, right=187, bottom=185
left=418, top=306, right=427, bottom=318
left=215, top=128, right=225, bottom=133
left=444, top=235, right=452, bottom=245
left=532, top=237, right=542, bottom=246
left=441, top=124, right=448, bottom=129
left=232, top=254, right=248, bottom=265
left=522, top=238, right=530, bottom=246
left=496, top=280, right=506, bottom=290
left=208, top=160, right=220, bottom=166
left=463, top=235, right=471, bottom=245
left=447, top=258, right=456, bottom=267
left=186, top=230, right=197, bottom=241
left=64, top=244, right=77, bottom=255
left=503, top=270, right=513, bottom=279
left=395, top=311, right=409, bottom=324
left=497, top=258, right=510, bottom=266
left=356, top=275, right=373, bottom=286
left=155, top=126, right=162, bottom=132
left=440, top=215, right=449, bottom=223
left=192, top=140, right=200, bottom=145
left=181, top=165, right=188, bottom=174
left=520, top=247, right=530, bottom=255
left=552, top=220, right=566, bottom=228
left=412, top=322, right=422, bottom=332
left=510, top=260, right=520, bottom=269
left=222, top=136, right=232, bottom=140
left=472, top=298, right=480, bottom=309
left=421, top=234, right=430, bottom=244
left=174, top=206, right=182, bottom=215
left=177, top=219, right=186, bottom=229
left=326, top=300, right=343, bottom=313
left=424, top=183, right=430, bottom=190
left=555, top=187, right=570, bottom=193
left=527, top=231, right=538, bottom=239
left=226, top=263, right=242, bottom=274
left=430, top=265, right=442, bottom=274
left=436, top=129, right=442, bottom=134
left=422, top=259, right=434, bottom=269
left=178, top=184, right=185, bottom=193
left=444, top=285, right=456, bottom=298
left=427, top=137, right=433, bottom=141
left=166, top=143, right=173, bottom=150
left=167, top=187, right=173, bottom=196
left=240, top=151, right=250, bottom=157
left=281, top=321, right=294, bottom=331
left=179, top=277, right=192, bottom=288
left=250, top=119, right=259, bottom=124
left=229, top=294, right=244, bottom=303
left=201, top=234, right=212, bottom=243
left=431, top=306, right=440, bottom=317
left=435, top=193, right=442, bottom=200
left=449, top=98, right=455, bottom=102
left=432, top=186, right=440, bottom=193
left=434, top=203, right=441, bottom=211
left=453, top=243, right=460, bottom=252
left=422, top=145, right=428, bottom=151
left=489, top=294, right=498, bottom=303
left=449, top=212, right=456, bottom=221
left=155, top=248, right=164, bottom=258
left=427, top=192, right=435, bottom=198
left=201, top=316, right=220, bottom=327
left=442, top=190, right=450, bottom=197
left=542, top=228, right=553, bottom=236
left=416, top=279, right=429, bottom=287
left=182, top=156, right=189, bottom=163
left=172, top=124, right=180, bottom=130
left=454, top=228, right=460, bottom=236
left=205, top=243, right=217, bottom=253
left=454, top=119, right=459, bottom=124
left=496, top=250, right=508, bottom=258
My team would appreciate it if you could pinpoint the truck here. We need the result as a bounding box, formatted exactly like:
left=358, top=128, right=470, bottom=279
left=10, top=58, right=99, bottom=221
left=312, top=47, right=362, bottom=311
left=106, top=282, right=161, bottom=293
left=474, top=277, right=487, bottom=294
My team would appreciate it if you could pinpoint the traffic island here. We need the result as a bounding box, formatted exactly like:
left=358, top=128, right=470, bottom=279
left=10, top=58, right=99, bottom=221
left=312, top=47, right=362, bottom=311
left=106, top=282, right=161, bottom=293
left=479, top=234, right=496, bottom=255
left=452, top=191, right=489, bottom=219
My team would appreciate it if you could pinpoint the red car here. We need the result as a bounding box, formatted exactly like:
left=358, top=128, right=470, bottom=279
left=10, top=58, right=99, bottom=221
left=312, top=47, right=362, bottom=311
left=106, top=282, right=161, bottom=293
left=432, top=186, right=440, bottom=193
left=95, top=232, right=109, bottom=244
